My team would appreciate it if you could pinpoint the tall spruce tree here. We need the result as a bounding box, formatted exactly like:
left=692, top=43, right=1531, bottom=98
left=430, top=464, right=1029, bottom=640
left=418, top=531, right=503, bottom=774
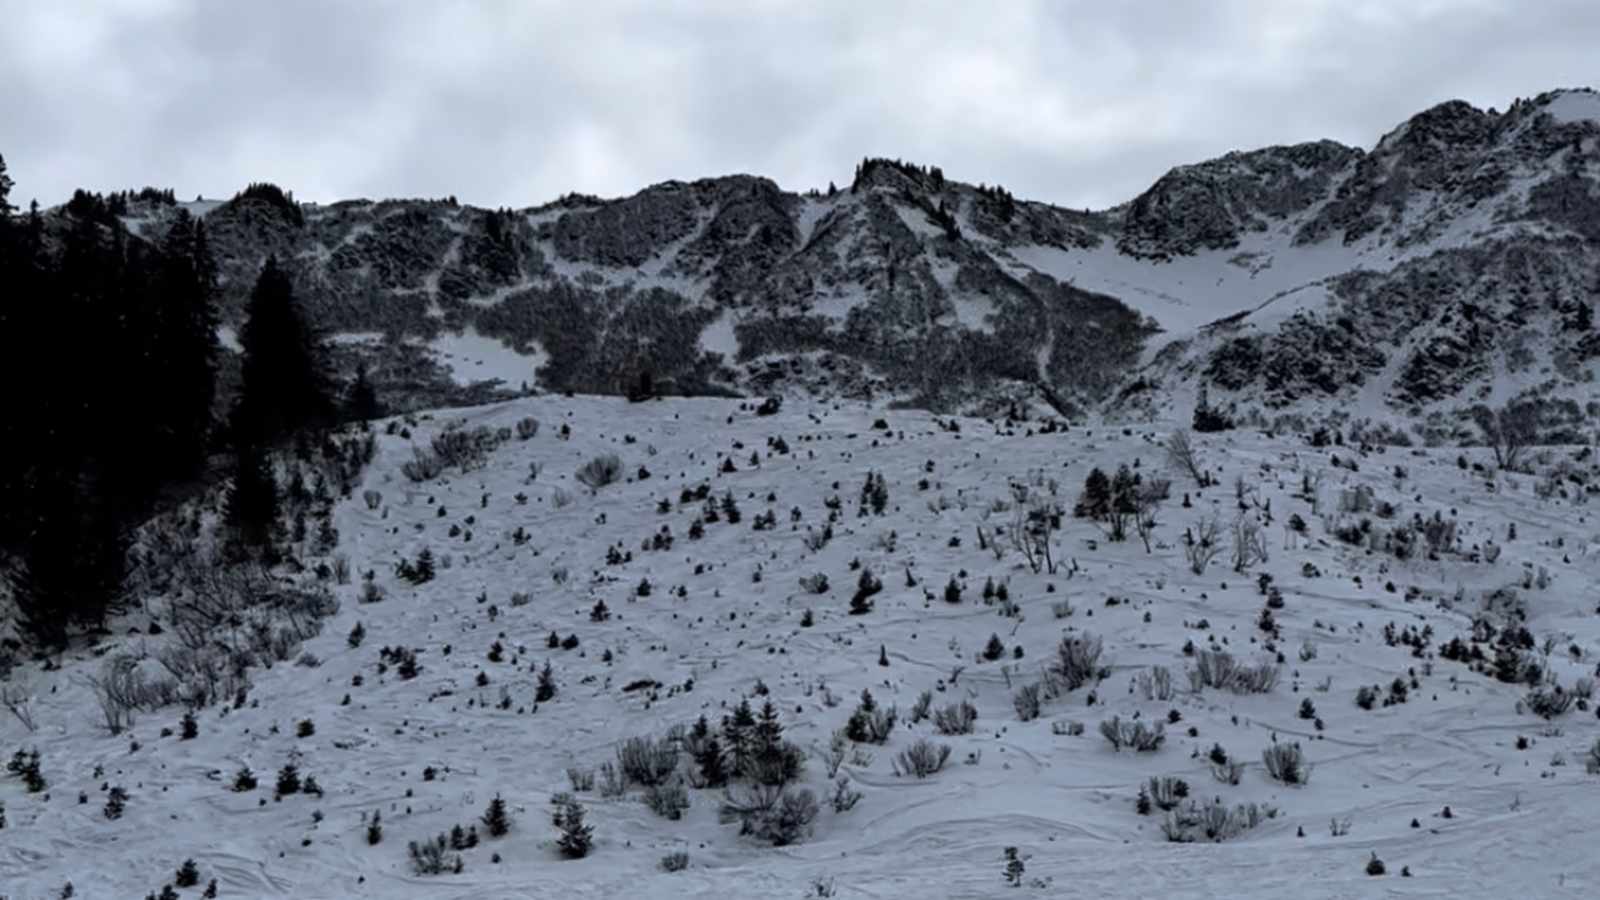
left=232, top=256, right=331, bottom=447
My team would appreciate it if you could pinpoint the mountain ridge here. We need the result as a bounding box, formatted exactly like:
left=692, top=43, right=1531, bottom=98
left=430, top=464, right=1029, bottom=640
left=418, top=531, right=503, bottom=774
left=76, top=86, right=1600, bottom=437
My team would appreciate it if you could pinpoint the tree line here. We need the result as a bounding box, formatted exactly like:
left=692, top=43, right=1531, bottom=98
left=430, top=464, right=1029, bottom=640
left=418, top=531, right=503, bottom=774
left=0, top=155, right=371, bottom=646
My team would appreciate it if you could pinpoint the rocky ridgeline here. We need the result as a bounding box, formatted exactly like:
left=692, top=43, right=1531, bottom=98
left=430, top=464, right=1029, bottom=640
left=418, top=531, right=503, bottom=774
left=97, top=89, right=1600, bottom=425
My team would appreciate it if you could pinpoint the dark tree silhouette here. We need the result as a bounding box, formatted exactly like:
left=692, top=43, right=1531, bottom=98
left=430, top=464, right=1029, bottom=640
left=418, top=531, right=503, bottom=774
left=231, top=256, right=332, bottom=447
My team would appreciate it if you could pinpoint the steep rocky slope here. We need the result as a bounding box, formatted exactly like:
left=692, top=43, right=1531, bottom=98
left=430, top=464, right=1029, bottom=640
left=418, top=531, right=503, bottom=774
left=103, top=88, right=1600, bottom=434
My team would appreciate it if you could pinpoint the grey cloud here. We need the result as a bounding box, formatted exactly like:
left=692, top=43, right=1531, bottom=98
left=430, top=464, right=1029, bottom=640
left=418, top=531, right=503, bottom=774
left=2, top=0, right=1597, bottom=211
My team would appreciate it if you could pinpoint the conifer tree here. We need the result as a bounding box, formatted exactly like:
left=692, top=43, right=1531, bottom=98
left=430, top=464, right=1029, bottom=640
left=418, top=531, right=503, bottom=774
left=232, top=256, right=331, bottom=447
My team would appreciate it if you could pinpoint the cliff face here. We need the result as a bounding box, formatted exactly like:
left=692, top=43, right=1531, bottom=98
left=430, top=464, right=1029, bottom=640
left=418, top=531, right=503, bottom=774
left=101, top=89, right=1600, bottom=426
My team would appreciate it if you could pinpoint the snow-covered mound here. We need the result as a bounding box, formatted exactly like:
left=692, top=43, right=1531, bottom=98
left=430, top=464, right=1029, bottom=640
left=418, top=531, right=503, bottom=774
left=3, top=396, right=1599, bottom=898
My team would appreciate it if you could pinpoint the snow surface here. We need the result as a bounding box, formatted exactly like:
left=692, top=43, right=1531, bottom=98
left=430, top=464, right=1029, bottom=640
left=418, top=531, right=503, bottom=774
left=427, top=328, right=540, bottom=388
left=1545, top=90, right=1600, bottom=124
left=3, top=396, right=1599, bottom=898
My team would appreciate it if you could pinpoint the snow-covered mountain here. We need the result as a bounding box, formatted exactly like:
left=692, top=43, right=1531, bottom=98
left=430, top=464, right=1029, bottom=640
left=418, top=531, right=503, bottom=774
left=111, top=88, right=1600, bottom=434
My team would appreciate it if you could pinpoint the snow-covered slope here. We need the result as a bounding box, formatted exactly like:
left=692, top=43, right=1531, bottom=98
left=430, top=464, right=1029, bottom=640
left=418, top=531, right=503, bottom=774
left=4, top=396, right=1600, bottom=898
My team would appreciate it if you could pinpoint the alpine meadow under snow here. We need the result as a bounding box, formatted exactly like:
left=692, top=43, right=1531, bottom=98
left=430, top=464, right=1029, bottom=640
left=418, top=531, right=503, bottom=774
left=2, top=86, right=1600, bottom=899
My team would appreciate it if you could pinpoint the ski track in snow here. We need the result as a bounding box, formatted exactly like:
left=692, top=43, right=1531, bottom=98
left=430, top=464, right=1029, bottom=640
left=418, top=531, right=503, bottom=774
left=2, top=395, right=1598, bottom=898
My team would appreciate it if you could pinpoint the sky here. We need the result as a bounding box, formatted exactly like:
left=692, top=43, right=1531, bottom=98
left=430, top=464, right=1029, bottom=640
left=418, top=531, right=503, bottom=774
left=3, top=0, right=1598, bottom=211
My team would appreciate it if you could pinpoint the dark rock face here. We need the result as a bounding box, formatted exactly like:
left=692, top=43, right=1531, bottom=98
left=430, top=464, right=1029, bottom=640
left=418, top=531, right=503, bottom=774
left=1120, top=142, right=1360, bottom=258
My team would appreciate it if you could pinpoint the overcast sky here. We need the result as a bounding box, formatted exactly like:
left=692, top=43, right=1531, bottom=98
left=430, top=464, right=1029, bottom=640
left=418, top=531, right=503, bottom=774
left=4, top=0, right=1598, bottom=211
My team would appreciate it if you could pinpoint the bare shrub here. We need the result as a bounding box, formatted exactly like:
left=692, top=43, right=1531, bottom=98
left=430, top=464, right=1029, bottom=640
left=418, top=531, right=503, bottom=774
left=551, top=488, right=574, bottom=509
left=576, top=453, right=623, bottom=490
left=1161, top=799, right=1278, bottom=842
left=567, top=767, right=595, bottom=792
left=719, top=785, right=819, bottom=845
left=516, top=417, right=540, bottom=440
left=1013, top=682, right=1042, bottom=722
left=430, top=425, right=503, bottom=472
left=1136, top=666, right=1173, bottom=701
left=1187, top=650, right=1279, bottom=694
left=598, top=761, right=626, bottom=798
left=402, top=448, right=444, bottom=483
left=659, top=851, right=689, bottom=872
left=1230, top=514, right=1268, bottom=573
left=362, top=489, right=382, bottom=511
left=893, top=739, right=952, bottom=778
left=1262, top=741, right=1310, bottom=785
left=829, top=775, right=862, bottom=813
left=1165, top=431, right=1211, bottom=487
left=1146, top=776, right=1189, bottom=811
left=1211, top=760, right=1244, bottom=785
left=1047, top=634, right=1107, bottom=695
left=85, top=654, right=177, bottom=734
left=616, top=735, right=679, bottom=787
left=643, top=780, right=690, bottom=820
left=1099, top=716, right=1165, bottom=752
left=1586, top=738, right=1600, bottom=775
left=932, top=701, right=977, bottom=735
left=1473, top=400, right=1540, bottom=471
left=1184, top=515, right=1222, bottom=575
left=1, top=683, right=36, bottom=732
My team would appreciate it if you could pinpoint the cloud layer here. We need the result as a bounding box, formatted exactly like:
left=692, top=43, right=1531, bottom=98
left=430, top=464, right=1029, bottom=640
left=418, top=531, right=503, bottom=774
left=4, top=0, right=1597, bottom=210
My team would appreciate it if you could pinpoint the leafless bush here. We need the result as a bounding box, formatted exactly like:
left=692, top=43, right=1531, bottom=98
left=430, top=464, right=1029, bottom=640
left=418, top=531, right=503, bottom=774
left=644, top=780, right=690, bottom=820
left=720, top=785, right=818, bottom=845
left=85, top=655, right=166, bottom=734
left=567, top=767, right=595, bottom=792
left=893, top=739, right=952, bottom=778
left=1161, top=799, right=1277, bottom=842
left=1, top=683, right=36, bottom=732
left=516, top=417, right=540, bottom=440
left=1473, top=400, right=1540, bottom=471
left=1136, top=666, right=1174, bottom=701
left=660, top=851, right=689, bottom=872
left=362, top=489, right=382, bottom=511
left=932, top=701, right=977, bottom=735
left=1187, top=649, right=1279, bottom=694
left=430, top=425, right=502, bottom=472
left=1013, top=682, right=1042, bottom=721
left=402, top=447, right=444, bottom=483
left=1211, top=760, right=1244, bottom=785
left=1099, top=716, right=1165, bottom=752
left=1230, top=514, right=1268, bottom=573
left=598, top=761, right=626, bottom=798
left=1262, top=741, right=1310, bottom=785
left=1047, top=634, right=1107, bottom=695
left=909, top=690, right=933, bottom=724
left=829, top=775, right=862, bottom=813
left=1185, top=515, right=1222, bottom=575
left=1009, top=483, right=1059, bottom=574
left=576, top=453, right=623, bottom=490
left=1146, top=775, right=1189, bottom=811
left=616, top=735, right=679, bottom=787
left=332, top=555, right=350, bottom=585
left=1586, top=738, right=1600, bottom=774
left=552, top=488, right=574, bottom=509
left=1165, top=431, right=1211, bottom=487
